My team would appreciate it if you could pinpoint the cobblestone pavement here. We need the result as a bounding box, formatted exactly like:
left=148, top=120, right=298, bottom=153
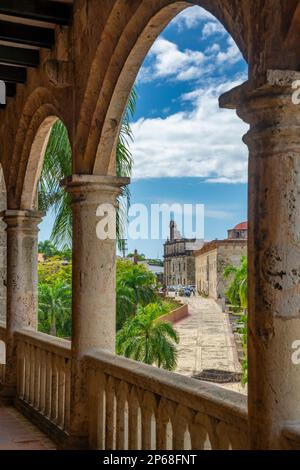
left=0, top=402, right=56, bottom=450
left=174, top=296, right=247, bottom=394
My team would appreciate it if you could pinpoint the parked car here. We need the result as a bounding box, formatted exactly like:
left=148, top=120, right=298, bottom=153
left=184, top=287, right=191, bottom=297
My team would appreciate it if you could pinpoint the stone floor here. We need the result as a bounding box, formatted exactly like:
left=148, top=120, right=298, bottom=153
left=174, top=296, right=247, bottom=394
left=0, top=402, right=56, bottom=450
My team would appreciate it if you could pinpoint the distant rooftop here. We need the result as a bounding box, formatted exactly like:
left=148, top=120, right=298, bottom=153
left=233, top=221, right=248, bottom=230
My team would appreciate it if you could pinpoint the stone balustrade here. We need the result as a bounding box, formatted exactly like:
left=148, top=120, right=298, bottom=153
left=0, top=320, right=6, bottom=383
left=86, top=350, right=249, bottom=450
left=14, top=329, right=71, bottom=440
left=0, top=323, right=250, bottom=449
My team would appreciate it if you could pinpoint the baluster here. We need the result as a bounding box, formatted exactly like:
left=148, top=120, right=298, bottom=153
left=57, top=356, right=66, bottom=428
left=34, top=347, right=41, bottom=409
left=173, top=405, right=193, bottom=450
left=29, top=344, right=35, bottom=404
left=39, top=349, right=46, bottom=414
left=141, top=391, right=157, bottom=450
left=105, top=375, right=116, bottom=450
left=116, top=380, right=129, bottom=450
left=128, top=386, right=141, bottom=450
left=45, top=350, right=52, bottom=418
left=50, top=353, right=58, bottom=423
left=214, top=421, right=231, bottom=450
left=17, top=340, right=25, bottom=399
left=24, top=342, right=30, bottom=402
left=88, top=371, right=106, bottom=449
left=156, top=398, right=175, bottom=450
left=190, top=412, right=212, bottom=450
left=206, top=416, right=220, bottom=450
left=64, top=358, right=71, bottom=431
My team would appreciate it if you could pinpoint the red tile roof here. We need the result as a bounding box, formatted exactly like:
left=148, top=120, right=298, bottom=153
left=233, top=221, right=248, bottom=230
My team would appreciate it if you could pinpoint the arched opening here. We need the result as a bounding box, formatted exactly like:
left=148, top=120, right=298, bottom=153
left=21, top=116, right=72, bottom=340
left=36, top=120, right=72, bottom=339
left=108, top=4, right=249, bottom=393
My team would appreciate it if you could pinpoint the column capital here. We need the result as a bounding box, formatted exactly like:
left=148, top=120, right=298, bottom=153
left=61, top=174, right=130, bottom=192
left=220, top=70, right=300, bottom=111
left=1, top=210, right=44, bottom=232
left=61, top=174, right=130, bottom=206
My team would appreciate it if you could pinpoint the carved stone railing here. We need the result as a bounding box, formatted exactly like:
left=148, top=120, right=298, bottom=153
left=0, top=320, right=6, bottom=383
left=15, top=329, right=71, bottom=440
left=86, top=350, right=249, bottom=450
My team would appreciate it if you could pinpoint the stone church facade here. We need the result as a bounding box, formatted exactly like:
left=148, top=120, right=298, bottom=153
left=195, top=222, right=248, bottom=300
left=164, top=221, right=204, bottom=287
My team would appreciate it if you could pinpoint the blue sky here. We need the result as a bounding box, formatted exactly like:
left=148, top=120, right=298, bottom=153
left=40, top=6, right=248, bottom=259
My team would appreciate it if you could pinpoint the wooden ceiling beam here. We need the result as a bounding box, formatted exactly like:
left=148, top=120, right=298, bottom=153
left=0, top=1, right=72, bottom=26
left=0, top=44, right=39, bottom=67
left=0, top=20, right=55, bottom=48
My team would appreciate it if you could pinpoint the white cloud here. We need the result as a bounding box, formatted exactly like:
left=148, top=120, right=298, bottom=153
left=138, top=33, right=244, bottom=85
left=139, top=38, right=205, bottom=82
left=130, top=80, right=249, bottom=184
left=202, top=22, right=226, bottom=39
left=216, top=37, right=241, bottom=65
left=171, top=6, right=215, bottom=30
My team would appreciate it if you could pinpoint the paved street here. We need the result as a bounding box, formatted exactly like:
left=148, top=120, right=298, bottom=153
left=174, top=296, right=246, bottom=394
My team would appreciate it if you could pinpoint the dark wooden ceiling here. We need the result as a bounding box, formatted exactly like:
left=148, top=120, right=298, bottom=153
left=0, top=1, right=73, bottom=107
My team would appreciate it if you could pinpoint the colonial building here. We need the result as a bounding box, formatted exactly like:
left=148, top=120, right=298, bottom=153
left=164, top=221, right=204, bottom=287
left=195, top=222, right=248, bottom=300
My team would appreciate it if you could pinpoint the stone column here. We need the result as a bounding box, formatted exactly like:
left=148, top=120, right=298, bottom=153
left=2, top=210, right=42, bottom=396
left=221, top=71, right=300, bottom=449
left=63, top=174, right=129, bottom=447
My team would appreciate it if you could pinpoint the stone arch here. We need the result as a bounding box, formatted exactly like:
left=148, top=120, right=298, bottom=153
left=7, top=88, right=65, bottom=209
left=77, top=0, right=248, bottom=175
left=21, top=115, right=59, bottom=210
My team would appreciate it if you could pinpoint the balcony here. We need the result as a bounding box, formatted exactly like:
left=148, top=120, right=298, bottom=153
left=0, top=320, right=252, bottom=450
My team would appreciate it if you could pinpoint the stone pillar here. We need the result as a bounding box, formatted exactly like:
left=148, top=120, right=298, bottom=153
left=222, top=71, right=300, bottom=449
left=63, top=174, right=129, bottom=446
left=2, top=210, right=42, bottom=396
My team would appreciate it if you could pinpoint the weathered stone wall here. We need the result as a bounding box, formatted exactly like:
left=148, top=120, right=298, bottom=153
left=217, top=243, right=247, bottom=300
left=196, top=243, right=247, bottom=300
left=0, top=168, right=6, bottom=322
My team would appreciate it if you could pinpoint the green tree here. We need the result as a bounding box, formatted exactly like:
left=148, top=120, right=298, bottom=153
left=116, top=303, right=179, bottom=371
left=116, top=260, right=157, bottom=328
left=38, top=282, right=71, bottom=337
left=223, top=256, right=248, bottom=385
left=38, top=240, right=59, bottom=259
left=38, top=256, right=72, bottom=286
left=223, top=256, right=248, bottom=309
left=38, top=88, right=137, bottom=249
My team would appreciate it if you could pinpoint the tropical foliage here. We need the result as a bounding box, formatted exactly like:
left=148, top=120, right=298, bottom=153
left=38, top=282, right=71, bottom=337
left=116, top=259, right=157, bottom=330
left=223, top=256, right=248, bottom=309
left=116, top=303, right=179, bottom=371
left=223, top=256, right=248, bottom=385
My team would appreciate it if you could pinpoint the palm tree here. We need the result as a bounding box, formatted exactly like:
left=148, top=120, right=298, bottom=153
left=38, top=88, right=137, bottom=250
left=116, top=303, right=179, bottom=371
left=38, top=282, right=71, bottom=337
left=223, top=256, right=248, bottom=309
left=117, top=263, right=157, bottom=315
